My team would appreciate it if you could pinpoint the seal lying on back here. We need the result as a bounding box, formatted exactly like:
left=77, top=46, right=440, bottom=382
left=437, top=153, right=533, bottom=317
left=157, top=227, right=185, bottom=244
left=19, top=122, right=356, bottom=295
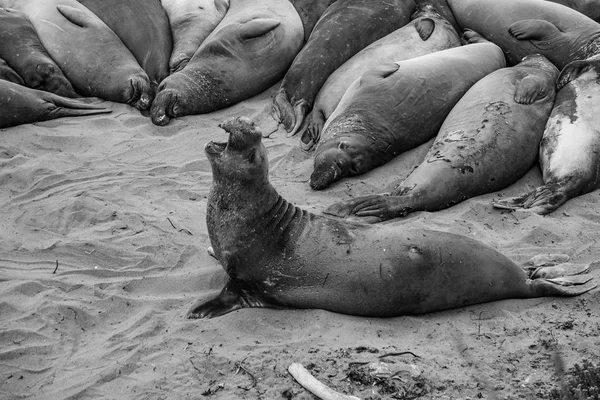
left=309, top=41, right=506, bottom=191
left=493, top=55, right=600, bottom=215
left=447, top=0, right=600, bottom=69
left=150, top=0, right=304, bottom=126
left=5, top=0, right=154, bottom=110
left=324, top=52, right=558, bottom=223
left=160, top=0, right=229, bottom=73
left=0, top=57, right=23, bottom=85
left=187, top=117, right=595, bottom=319
left=271, top=0, right=416, bottom=136
left=0, top=79, right=111, bottom=129
left=0, top=8, right=77, bottom=97
left=300, top=4, right=461, bottom=150
left=78, top=0, right=173, bottom=84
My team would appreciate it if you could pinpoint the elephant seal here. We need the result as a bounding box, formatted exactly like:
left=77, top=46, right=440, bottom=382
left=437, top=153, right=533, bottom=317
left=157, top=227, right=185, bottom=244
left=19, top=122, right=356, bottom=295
left=493, top=54, right=600, bottom=215
left=0, top=57, right=23, bottom=85
left=6, top=0, right=154, bottom=110
left=0, top=8, right=77, bottom=97
left=77, top=0, right=172, bottom=84
left=544, top=0, right=600, bottom=22
left=150, top=0, right=304, bottom=126
left=186, top=116, right=595, bottom=319
left=301, top=4, right=461, bottom=150
left=271, top=0, right=416, bottom=136
left=288, top=0, right=338, bottom=41
left=447, top=0, right=600, bottom=69
left=309, top=41, right=506, bottom=191
left=0, top=79, right=111, bottom=129
left=160, top=0, right=229, bottom=73
left=324, top=53, right=558, bottom=223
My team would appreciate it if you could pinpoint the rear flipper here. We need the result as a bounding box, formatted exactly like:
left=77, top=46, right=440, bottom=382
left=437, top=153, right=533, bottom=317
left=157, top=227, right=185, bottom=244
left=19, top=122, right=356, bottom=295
left=529, top=277, right=596, bottom=297
left=492, top=184, right=568, bottom=215
left=271, top=88, right=309, bottom=136
left=300, top=109, right=326, bottom=151
left=46, top=94, right=111, bottom=119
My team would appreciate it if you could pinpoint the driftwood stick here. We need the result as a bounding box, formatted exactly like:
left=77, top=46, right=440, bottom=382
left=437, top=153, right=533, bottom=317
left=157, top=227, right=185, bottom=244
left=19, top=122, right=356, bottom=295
left=288, top=363, right=361, bottom=400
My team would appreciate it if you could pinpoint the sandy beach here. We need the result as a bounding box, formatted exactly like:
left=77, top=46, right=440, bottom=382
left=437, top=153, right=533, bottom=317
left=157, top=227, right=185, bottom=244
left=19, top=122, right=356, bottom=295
left=1, top=84, right=599, bottom=400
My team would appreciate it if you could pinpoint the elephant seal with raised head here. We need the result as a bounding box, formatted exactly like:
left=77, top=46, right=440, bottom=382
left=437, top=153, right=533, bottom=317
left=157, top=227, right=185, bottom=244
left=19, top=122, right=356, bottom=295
left=0, top=8, right=77, bottom=97
left=150, top=0, right=304, bottom=126
left=186, top=116, right=595, bottom=319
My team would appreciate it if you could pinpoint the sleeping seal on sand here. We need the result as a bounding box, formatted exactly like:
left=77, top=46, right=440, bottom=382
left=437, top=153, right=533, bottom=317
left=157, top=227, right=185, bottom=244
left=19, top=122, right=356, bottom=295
left=0, top=79, right=110, bottom=129
left=300, top=3, right=461, bottom=150
left=447, top=0, right=600, bottom=69
left=493, top=54, right=600, bottom=215
left=271, top=0, right=416, bottom=136
left=309, top=41, right=506, bottom=191
left=186, top=117, right=595, bottom=319
left=324, top=51, right=558, bottom=223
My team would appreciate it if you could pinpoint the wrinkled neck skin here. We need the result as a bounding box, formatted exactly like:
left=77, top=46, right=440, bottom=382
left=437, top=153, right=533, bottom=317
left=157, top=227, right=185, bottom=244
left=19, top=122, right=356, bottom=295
left=206, top=174, right=308, bottom=276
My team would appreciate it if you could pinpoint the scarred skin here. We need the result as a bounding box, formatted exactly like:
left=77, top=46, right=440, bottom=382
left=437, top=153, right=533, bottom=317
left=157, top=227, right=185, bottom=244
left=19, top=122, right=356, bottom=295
left=0, top=57, right=24, bottom=85
left=150, top=0, right=304, bottom=126
left=160, top=0, right=230, bottom=73
left=447, top=0, right=600, bottom=69
left=493, top=54, right=600, bottom=215
left=0, top=8, right=77, bottom=97
left=301, top=3, right=461, bottom=150
left=0, top=79, right=111, bottom=129
left=78, top=0, right=173, bottom=84
left=324, top=51, right=558, bottom=223
left=309, top=42, right=506, bottom=191
left=186, top=117, right=595, bottom=319
left=271, top=0, right=417, bottom=136
left=4, top=0, right=154, bottom=110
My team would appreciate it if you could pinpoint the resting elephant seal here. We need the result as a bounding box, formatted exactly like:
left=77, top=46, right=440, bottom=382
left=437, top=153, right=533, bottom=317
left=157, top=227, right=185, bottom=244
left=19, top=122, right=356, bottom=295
left=447, top=0, right=600, bottom=69
left=0, top=8, right=77, bottom=97
left=324, top=53, right=558, bottom=223
left=0, top=79, right=111, bottom=129
left=309, top=41, right=506, bottom=191
left=493, top=54, right=600, bottom=215
left=544, top=0, right=600, bottom=22
left=5, top=0, right=154, bottom=110
left=301, top=3, right=461, bottom=150
left=150, top=0, right=304, bottom=126
left=77, top=0, right=172, bottom=84
left=160, top=0, right=229, bottom=73
left=186, top=116, right=595, bottom=319
left=271, top=0, right=416, bottom=136
left=0, top=57, right=23, bottom=85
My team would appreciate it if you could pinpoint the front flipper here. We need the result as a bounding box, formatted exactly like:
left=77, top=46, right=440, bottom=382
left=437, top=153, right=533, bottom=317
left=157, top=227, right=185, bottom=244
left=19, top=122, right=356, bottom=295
left=56, top=5, right=99, bottom=29
left=324, top=194, right=410, bottom=222
left=508, top=20, right=561, bottom=50
left=187, top=279, right=256, bottom=319
left=414, top=18, right=435, bottom=41
left=514, top=75, right=551, bottom=104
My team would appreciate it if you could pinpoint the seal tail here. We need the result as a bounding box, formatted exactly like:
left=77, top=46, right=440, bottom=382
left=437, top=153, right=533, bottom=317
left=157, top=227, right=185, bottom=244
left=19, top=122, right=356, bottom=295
left=300, top=109, right=326, bottom=151
left=492, top=184, right=568, bottom=215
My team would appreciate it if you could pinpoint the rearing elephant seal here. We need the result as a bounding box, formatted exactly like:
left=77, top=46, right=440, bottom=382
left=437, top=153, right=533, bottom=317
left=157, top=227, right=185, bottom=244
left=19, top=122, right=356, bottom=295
left=324, top=52, right=558, bottom=223
left=5, top=0, right=154, bottom=110
left=187, top=116, right=595, bottom=319
left=0, top=8, right=77, bottom=97
left=447, top=0, right=600, bottom=69
left=271, top=0, right=416, bottom=136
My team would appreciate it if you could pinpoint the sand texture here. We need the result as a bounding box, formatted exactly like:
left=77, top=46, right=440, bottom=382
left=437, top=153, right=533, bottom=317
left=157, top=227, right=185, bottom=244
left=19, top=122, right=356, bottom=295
left=1, top=86, right=599, bottom=400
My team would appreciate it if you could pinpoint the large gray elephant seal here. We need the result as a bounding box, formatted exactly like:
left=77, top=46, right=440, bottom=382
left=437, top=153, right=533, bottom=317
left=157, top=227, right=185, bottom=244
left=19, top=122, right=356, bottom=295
left=271, top=0, right=416, bottom=136
left=309, top=41, right=506, bottom=191
left=150, top=0, right=304, bottom=126
left=186, top=116, right=596, bottom=319
left=160, top=0, right=229, bottom=73
left=0, top=8, right=77, bottom=98
left=5, top=0, right=154, bottom=110
left=0, top=57, right=23, bottom=85
left=0, top=79, right=111, bottom=129
left=301, top=3, right=461, bottom=150
left=447, top=0, right=600, bottom=69
left=324, top=52, right=558, bottom=223
left=493, top=54, right=600, bottom=215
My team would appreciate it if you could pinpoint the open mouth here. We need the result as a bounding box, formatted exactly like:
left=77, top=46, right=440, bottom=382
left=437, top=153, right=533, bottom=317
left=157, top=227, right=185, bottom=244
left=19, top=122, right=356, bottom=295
left=205, top=141, right=227, bottom=155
